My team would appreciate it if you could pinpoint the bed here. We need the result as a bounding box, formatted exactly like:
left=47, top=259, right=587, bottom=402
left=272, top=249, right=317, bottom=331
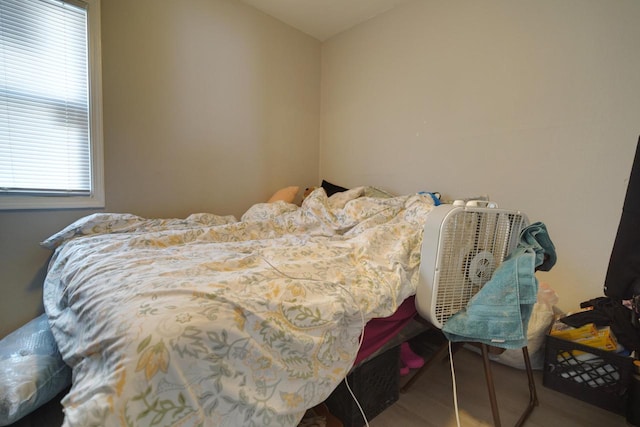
left=35, top=186, right=436, bottom=427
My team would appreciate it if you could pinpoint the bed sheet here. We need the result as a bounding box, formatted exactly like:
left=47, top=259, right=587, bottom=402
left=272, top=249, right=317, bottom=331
left=41, top=188, right=434, bottom=427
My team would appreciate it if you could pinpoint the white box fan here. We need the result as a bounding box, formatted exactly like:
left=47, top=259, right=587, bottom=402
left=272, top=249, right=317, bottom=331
left=415, top=201, right=529, bottom=329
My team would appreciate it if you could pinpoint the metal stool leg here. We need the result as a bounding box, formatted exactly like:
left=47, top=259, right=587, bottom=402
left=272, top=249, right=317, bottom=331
left=481, top=343, right=502, bottom=427
left=480, top=344, right=538, bottom=427
left=515, top=346, right=538, bottom=427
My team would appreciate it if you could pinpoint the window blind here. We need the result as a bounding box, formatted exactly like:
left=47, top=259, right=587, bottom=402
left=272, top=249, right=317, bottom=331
left=0, top=0, right=91, bottom=195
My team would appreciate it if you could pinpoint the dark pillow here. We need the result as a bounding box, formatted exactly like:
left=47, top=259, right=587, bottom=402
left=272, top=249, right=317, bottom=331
left=321, top=180, right=349, bottom=197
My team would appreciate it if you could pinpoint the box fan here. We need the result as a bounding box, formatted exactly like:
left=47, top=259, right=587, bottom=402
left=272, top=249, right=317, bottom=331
left=409, top=201, right=538, bottom=427
left=415, top=201, right=528, bottom=329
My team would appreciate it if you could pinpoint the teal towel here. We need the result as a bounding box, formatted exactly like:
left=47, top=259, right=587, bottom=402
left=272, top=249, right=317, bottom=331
left=442, top=222, right=556, bottom=349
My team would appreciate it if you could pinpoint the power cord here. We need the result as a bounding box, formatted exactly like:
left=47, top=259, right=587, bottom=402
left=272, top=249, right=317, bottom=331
left=449, top=341, right=462, bottom=427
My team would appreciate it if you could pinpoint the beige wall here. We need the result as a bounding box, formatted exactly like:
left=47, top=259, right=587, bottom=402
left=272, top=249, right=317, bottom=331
left=0, top=0, right=320, bottom=338
left=103, top=0, right=320, bottom=218
left=320, top=0, right=640, bottom=312
left=3, top=0, right=639, bottom=338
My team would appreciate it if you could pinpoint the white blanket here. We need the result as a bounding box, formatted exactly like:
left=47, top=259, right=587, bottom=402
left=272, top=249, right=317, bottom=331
left=41, top=188, right=434, bottom=426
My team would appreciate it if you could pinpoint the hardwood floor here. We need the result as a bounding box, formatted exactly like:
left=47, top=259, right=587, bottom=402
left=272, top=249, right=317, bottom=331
left=8, top=343, right=631, bottom=427
left=369, top=347, right=630, bottom=427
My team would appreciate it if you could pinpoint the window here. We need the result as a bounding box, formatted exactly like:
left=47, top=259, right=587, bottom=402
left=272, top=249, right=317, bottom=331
left=0, top=0, right=103, bottom=210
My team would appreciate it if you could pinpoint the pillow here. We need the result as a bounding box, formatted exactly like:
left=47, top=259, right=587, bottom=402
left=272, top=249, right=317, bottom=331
left=267, top=186, right=299, bottom=203
left=0, top=314, right=71, bottom=426
left=321, top=180, right=348, bottom=196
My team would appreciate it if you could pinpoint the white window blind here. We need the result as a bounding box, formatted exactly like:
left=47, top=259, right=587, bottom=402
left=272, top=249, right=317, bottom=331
left=0, top=0, right=103, bottom=209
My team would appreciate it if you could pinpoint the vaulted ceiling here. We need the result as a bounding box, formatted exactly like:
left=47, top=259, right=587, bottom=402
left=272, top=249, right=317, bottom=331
left=240, top=0, right=413, bottom=41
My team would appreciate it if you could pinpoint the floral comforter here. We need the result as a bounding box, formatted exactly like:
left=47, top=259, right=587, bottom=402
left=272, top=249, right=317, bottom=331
left=41, top=188, right=434, bottom=427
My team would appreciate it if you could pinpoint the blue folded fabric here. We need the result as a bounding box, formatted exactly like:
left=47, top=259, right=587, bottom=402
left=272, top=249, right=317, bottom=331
left=519, top=221, right=557, bottom=272
left=442, top=222, right=556, bottom=349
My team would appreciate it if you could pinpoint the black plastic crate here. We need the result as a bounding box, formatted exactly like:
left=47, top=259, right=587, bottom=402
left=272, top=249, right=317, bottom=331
left=543, top=334, right=634, bottom=414
left=325, top=345, right=400, bottom=427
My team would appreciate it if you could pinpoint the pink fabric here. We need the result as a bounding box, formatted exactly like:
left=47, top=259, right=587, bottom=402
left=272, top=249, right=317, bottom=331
left=354, top=296, right=417, bottom=365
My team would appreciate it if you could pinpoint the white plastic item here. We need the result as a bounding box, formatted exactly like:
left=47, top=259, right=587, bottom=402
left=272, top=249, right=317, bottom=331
left=415, top=204, right=529, bottom=329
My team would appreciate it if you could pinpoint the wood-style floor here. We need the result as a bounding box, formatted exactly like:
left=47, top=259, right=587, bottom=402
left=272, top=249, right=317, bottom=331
left=369, top=347, right=630, bottom=427
left=8, top=344, right=631, bottom=427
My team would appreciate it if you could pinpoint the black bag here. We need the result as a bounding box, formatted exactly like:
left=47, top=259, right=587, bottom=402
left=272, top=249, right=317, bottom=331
left=604, top=135, right=640, bottom=300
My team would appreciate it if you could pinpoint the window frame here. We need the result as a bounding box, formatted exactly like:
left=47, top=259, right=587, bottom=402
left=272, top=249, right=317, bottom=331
left=0, top=0, right=104, bottom=211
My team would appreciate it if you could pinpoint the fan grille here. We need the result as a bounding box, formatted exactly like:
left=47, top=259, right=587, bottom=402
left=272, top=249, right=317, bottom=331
left=433, top=209, right=527, bottom=326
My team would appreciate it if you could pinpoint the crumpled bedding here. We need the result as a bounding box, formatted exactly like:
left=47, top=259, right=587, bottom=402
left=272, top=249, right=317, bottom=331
left=41, top=187, right=434, bottom=427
